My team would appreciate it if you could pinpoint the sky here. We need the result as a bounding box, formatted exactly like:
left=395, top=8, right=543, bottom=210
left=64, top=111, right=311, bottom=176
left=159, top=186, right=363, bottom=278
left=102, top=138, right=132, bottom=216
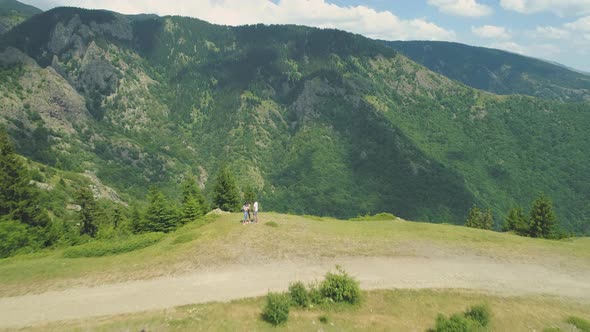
left=20, top=0, right=590, bottom=72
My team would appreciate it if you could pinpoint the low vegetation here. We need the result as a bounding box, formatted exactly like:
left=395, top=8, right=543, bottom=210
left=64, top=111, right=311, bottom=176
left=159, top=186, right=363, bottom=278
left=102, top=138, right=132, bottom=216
left=566, top=316, right=590, bottom=331
left=288, top=281, right=309, bottom=308
left=1, top=211, right=589, bottom=297
left=349, top=213, right=397, bottom=221
left=18, top=289, right=590, bottom=331
left=62, top=232, right=164, bottom=258
left=262, top=292, right=290, bottom=326
left=264, top=267, right=360, bottom=325
left=429, top=304, right=491, bottom=332
left=319, top=265, right=361, bottom=305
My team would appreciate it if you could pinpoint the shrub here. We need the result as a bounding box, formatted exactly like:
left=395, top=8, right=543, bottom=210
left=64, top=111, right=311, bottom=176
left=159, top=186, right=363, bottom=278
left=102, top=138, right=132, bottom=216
left=289, top=281, right=310, bottom=308
left=320, top=265, right=361, bottom=304
left=0, top=220, right=38, bottom=258
left=429, top=304, right=491, bottom=332
left=432, top=313, right=473, bottom=332
left=63, top=232, right=164, bottom=258
left=566, top=316, right=590, bottom=332
left=262, top=292, right=290, bottom=326
left=464, top=304, right=490, bottom=327
left=308, top=282, right=327, bottom=305
left=265, top=221, right=278, bottom=228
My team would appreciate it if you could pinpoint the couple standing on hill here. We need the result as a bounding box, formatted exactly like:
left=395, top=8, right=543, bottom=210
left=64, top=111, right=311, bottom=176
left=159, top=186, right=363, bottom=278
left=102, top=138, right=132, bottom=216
left=242, top=201, right=258, bottom=224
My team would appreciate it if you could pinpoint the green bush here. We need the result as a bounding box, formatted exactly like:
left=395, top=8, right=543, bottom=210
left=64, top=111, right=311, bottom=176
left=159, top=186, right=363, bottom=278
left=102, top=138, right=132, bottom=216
left=319, top=265, right=361, bottom=304
left=429, top=304, right=491, bottom=332
left=262, top=292, right=290, bottom=326
left=63, top=232, right=164, bottom=258
left=308, top=282, right=327, bottom=305
left=566, top=316, right=590, bottom=332
left=0, top=220, right=40, bottom=258
left=464, top=304, right=490, bottom=327
left=431, top=313, right=473, bottom=332
left=288, top=281, right=309, bottom=308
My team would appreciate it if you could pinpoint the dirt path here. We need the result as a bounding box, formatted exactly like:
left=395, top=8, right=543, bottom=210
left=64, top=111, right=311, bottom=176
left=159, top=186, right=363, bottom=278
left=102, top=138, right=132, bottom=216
left=1, top=255, right=589, bottom=328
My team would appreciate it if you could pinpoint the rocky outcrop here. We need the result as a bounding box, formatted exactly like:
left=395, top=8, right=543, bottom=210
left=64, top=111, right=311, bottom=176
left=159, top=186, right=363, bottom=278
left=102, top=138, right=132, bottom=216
left=83, top=170, right=128, bottom=206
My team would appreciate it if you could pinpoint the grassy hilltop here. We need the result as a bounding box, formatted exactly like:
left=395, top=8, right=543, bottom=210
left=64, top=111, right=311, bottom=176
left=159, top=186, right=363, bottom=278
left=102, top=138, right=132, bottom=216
left=0, top=212, right=588, bottom=331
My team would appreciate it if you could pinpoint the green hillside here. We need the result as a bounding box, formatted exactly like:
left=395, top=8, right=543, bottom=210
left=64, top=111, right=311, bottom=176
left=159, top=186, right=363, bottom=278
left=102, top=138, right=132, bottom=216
left=0, top=0, right=41, bottom=34
left=1, top=212, right=589, bottom=330
left=385, top=40, right=590, bottom=102
left=0, top=7, right=589, bottom=236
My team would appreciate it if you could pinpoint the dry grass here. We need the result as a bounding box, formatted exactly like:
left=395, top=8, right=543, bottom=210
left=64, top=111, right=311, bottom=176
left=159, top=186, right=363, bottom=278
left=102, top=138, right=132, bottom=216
left=13, top=289, right=590, bottom=332
left=0, top=212, right=588, bottom=296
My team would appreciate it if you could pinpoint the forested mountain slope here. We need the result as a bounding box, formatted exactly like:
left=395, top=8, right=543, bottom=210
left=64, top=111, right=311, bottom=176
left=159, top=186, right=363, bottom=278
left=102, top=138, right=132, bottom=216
left=385, top=40, right=590, bottom=103
left=0, top=0, right=41, bottom=34
left=1, top=7, right=589, bottom=233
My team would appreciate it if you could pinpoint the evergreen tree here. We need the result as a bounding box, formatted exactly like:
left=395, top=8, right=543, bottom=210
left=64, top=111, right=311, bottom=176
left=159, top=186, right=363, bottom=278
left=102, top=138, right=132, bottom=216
left=181, top=174, right=207, bottom=222
left=503, top=207, right=529, bottom=236
left=181, top=196, right=202, bottom=224
left=145, top=187, right=177, bottom=233
left=529, top=193, right=557, bottom=238
left=482, top=208, right=494, bottom=230
left=0, top=127, right=49, bottom=228
left=212, top=166, right=240, bottom=212
left=465, top=205, right=482, bottom=229
left=75, top=187, right=98, bottom=237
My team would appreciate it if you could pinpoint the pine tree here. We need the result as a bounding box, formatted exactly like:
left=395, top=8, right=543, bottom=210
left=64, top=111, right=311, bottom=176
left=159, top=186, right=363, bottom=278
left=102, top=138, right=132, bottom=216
left=529, top=193, right=557, bottom=238
left=465, top=205, right=482, bottom=229
left=181, top=174, right=207, bottom=222
left=75, top=187, right=98, bottom=237
left=181, top=196, right=202, bottom=223
left=0, top=127, right=49, bottom=228
left=145, top=187, right=177, bottom=233
left=482, top=209, right=494, bottom=230
left=503, top=207, right=529, bottom=236
left=212, top=166, right=240, bottom=212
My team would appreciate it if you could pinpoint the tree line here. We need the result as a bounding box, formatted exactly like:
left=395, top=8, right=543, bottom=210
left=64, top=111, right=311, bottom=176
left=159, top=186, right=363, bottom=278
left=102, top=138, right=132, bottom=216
left=465, top=193, right=561, bottom=239
left=0, top=125, right=254, bottom=257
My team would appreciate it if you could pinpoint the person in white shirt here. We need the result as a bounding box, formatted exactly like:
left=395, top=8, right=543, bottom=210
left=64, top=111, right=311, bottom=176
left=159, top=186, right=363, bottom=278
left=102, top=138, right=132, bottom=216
left=253, top=201, right=259, bottom=223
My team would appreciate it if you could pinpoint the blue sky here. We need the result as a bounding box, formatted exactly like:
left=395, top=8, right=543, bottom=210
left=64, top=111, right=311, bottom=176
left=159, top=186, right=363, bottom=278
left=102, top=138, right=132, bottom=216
left=22, top=0, right=590, bottom=72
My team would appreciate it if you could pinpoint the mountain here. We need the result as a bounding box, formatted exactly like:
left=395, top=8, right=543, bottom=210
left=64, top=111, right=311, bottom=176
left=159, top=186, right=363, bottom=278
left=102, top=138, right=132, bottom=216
left=384, top=41, right=590, bottom=103
left=1, top=7, right=589, bottom=234
left=0, top=0, right=41, bottom=34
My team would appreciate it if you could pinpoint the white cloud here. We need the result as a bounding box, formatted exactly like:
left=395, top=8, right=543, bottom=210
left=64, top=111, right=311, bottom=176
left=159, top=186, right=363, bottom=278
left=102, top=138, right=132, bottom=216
left=489, top=41, right=528, bottom=55
left=472, top=25, right=511, bottom=39
left=21, top=0, right=456, bottom=41
left=532, top=26, right=571, bottom=39
left=427, top=0, right=493, bottom=17
left=564, top=16, right=590, bottom=31
left=500, top=0, right=590, bottom=16
left=529, top=43, right=562, bottom=57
